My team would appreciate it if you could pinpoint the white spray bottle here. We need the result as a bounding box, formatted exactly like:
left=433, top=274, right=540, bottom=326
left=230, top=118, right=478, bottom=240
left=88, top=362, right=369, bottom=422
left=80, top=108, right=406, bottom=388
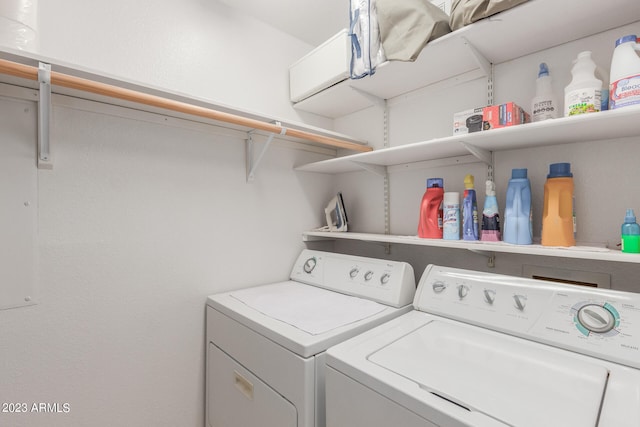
left=531, top=62, right=558, bottom=122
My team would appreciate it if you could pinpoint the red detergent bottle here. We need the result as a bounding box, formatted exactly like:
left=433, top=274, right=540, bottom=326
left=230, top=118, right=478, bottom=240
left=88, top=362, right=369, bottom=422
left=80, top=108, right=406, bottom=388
left=418, top=178, right=444, bottom=238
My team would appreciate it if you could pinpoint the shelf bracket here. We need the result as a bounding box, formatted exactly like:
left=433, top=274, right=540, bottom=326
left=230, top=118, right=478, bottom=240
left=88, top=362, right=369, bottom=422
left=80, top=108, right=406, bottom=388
left=461, top=142, right=494, bottom=183
left=38, top=62, right=53, bottom=169
left=468, top=249, right=496, bottom=268
left=350, top=87, right=386, bottom=110
left=350, top=161, right=387, bottom=177
left=461, top=36, right=493, bottom=105
left=460, top=142, right=492, bottom=166
left=246, top=123, right=285, bottom=182
left=461, top=37, right=491, bottom=78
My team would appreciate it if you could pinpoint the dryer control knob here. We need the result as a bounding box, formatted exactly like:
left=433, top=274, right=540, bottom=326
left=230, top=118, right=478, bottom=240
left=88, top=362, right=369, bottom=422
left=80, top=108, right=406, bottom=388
left=349, top=268, right=359, bottom=279
left=513, top=294, right=527, bottom=311
left=432, top=281, right=446, bottom=293
left=303, top=257, right=317, bottom=274
left=457, top=285, right=469, bottom=300
left=364, top=271, right=374, bottom=281
left=577, top=304, right=616, bottom=334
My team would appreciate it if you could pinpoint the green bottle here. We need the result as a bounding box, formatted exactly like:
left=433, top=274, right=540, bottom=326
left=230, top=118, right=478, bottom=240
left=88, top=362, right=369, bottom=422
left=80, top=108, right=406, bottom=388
left=621, top=209, right=640, bottom=253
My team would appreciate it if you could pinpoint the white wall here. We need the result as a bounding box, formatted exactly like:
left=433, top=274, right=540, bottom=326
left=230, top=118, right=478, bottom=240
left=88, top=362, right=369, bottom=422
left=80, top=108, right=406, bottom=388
left=29, top=0, right=327, bottom=127
left=0, top=1, right=337, bottom=426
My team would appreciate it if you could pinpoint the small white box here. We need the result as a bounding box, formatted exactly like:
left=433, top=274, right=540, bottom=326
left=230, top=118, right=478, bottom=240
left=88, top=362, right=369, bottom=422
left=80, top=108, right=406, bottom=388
left=453, top=107, right=485, bottom=135
left=289, top=29, right=350, bottom=103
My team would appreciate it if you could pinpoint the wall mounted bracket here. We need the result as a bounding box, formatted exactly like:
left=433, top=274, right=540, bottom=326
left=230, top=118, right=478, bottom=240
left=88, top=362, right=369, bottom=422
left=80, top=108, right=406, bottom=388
left=468, top=249, right=496, bottom=268
left=351, top=87, right=386, bottom=110
left=246, top=122, right=286, bottom=182
left=461, top=36, right=494, bottom=105
left=460, top=142, right=492, bottom=166
left=38, top=62, right=53, bottom=169
left=350, top=161, right=387, bottom=177
left=461, top=142, right=494, bottom=182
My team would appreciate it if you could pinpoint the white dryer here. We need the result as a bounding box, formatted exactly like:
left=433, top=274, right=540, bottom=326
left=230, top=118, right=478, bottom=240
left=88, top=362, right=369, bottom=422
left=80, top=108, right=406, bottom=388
left=205, top=249, right=416, bottom=427
left=326, top=264, right=640, bottom=427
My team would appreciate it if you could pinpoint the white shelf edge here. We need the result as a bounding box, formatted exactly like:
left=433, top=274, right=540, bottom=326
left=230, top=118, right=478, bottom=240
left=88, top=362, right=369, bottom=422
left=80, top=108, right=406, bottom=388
left=295, top=105, right=640, bottom=174
left=302, top=231, right=640, bottom=264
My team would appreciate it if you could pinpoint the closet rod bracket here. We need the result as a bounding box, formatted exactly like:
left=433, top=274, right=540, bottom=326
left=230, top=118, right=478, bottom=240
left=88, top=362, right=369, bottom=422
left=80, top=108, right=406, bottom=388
left=38, top=62, right=53, bottom=169
left=246, top=122, right=285, bottom=182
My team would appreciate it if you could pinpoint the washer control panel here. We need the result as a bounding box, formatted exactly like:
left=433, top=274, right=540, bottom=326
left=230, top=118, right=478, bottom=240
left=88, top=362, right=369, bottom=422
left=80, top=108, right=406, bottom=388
left=415, top=264, right=640, bottom=368
left=290, top=250, right=416, bottom=308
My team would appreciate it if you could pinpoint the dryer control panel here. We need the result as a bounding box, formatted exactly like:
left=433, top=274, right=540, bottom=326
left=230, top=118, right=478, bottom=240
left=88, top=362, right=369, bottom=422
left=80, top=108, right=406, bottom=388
left=290, top=250, right=415, bottom=308
left=415, top=264, right=640, bottom=369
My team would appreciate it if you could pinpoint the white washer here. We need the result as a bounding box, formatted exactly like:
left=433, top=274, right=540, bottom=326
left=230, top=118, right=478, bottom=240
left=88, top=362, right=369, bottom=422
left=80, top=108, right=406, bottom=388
left=205, top=249, right=416, bottom=427
left=326, top=264, right=640, bottom=427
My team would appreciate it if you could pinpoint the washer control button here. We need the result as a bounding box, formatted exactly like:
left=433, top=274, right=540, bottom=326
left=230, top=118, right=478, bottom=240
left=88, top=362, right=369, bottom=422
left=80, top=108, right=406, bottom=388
left=380, top=273, right=390, bottom=285
left=513, top=294, right=527, bottom=311
left=303, top=257, right=317, bottom=274
left=457, top=285, right=469, bottom=300
left=484, top=289, right=496, bottom=305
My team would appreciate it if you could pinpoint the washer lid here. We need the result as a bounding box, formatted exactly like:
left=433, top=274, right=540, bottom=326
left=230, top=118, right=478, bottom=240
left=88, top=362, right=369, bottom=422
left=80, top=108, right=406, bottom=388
left=230, top=282, right=387, bottom=335
left=368, top=320, right=609, bottom=427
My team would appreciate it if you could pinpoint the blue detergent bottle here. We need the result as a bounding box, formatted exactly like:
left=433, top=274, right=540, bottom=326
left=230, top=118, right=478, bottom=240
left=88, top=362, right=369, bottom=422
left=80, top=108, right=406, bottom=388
left=503, top=168, right=533, bottom=245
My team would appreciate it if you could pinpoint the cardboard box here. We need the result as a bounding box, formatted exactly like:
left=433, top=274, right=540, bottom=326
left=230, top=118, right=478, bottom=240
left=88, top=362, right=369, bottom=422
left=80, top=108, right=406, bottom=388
left=482, top=102, right=531, bottom=130
left=453, top=107, right=486, bottom=134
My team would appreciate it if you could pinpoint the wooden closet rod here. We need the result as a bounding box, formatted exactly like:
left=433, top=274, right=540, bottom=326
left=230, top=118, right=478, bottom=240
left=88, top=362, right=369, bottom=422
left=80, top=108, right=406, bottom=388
left=0, top=58, right=372, bottom=153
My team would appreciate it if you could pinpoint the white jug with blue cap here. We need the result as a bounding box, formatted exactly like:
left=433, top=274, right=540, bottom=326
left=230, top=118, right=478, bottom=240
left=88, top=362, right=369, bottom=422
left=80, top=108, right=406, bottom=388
left=609, top=34, right=640, bottom=110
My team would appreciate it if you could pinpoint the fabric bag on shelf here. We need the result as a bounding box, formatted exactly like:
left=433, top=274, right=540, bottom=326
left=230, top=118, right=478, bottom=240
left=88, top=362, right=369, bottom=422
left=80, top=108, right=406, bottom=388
left=349, top=0, right=386, bottom=79
left=376, top=0, right=451, bottom=62
left=449, top=0, right=529, bottom=31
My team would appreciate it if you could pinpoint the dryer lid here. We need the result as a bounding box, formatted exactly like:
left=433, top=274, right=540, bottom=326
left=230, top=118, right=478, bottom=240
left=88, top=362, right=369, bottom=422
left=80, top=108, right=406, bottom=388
left=368, top=320, right=608, bottom=427
left=230, top=282, right=387, bottom=335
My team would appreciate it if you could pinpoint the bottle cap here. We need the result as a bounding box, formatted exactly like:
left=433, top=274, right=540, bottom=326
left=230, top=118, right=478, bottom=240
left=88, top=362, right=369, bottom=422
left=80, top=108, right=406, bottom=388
left=547, top=162, right=573, bottom=178
left=577, top=51, right=592, bottom=60
left=444, top=192, right=459, bottom=205
left=485, top=180, right=496, bottom=196
left=464, top=174, right=474, bottom=189
left=538, top=62, right=549, bottom=78
left=625, top=208, right=637, bottom=224
left=616, top=35, right=637, bottom=47
left=511, top=168, right=528, bottom=179
left=427, top=178, right=443, bottom=188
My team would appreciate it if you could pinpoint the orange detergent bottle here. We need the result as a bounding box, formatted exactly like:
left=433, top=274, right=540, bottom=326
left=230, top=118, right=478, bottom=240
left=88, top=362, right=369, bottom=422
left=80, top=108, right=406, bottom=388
left=541, top=163, right=576, bottom=247
left=418, top=178, right=444, bottom=238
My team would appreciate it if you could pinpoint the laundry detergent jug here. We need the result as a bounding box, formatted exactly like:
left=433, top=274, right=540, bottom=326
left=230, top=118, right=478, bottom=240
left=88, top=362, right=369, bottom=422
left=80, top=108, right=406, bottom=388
left=609, top=35, right=640, bottom=110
